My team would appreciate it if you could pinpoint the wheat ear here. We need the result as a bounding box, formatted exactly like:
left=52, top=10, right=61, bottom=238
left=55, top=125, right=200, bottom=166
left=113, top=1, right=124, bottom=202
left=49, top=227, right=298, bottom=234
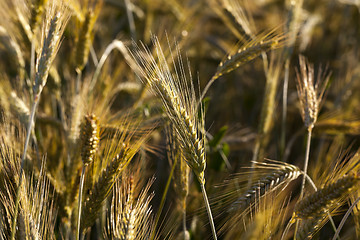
left=294, top=56, right=330, bottom=238
left=130, top=37, right=217, bottom=239
left=295, top=174, right=359, bottom=219
left=201, top=30, right=285, bottom=101
left=75, top=1, right=102, bottom=72
left=76, top=114, right=100, bottom=240
left=227, top=161, right=301, bottom=213
left=11, top=3, right=69, bottom=239
left=107, top=169, right=154, bottom=240
left=80, top=124, right=148, bottom=234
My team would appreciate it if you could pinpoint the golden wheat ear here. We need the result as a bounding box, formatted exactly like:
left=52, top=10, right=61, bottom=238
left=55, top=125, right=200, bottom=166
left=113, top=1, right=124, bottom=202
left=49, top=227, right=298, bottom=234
left=76, top=113, right=100, bottom=239
left=105, top=166, right=154, bottom=240
left=74, top=1, right=102, bottom=72
left=224, top=192, right=291, bottom=240
left=129, top=37, right=217, bottom=239
left=79, top=121, right=150, bottom=233
left=0, top=121, right=57, bottom=239
left=200, top=28, right=286, bottom=101
left=211, top=160, right=301, bottom=218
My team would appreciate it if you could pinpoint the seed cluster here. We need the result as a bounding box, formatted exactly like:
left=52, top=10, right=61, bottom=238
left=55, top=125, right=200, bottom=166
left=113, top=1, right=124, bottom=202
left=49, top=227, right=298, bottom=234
left=80, top=114, right=100, bottom=165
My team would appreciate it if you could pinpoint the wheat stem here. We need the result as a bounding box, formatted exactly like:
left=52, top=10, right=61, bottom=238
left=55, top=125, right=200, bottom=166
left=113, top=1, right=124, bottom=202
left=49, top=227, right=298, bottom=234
left=90, top=40, right=138, bottom=93
left=76, top=166, right=86, bottom=240
left=294, top=128, right=313, bottom=239
left=301, top=128, right=312, bottom=199
left=281, top=58, right=290, bottom=159
left=200, top=183, right=217, bottom=240
left=183, top=209, right=187, bottom=240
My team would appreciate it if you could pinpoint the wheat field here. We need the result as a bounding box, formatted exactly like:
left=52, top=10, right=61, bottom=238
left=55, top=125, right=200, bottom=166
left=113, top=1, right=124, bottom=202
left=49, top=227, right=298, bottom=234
left=0, top=0, right=360, bottom=239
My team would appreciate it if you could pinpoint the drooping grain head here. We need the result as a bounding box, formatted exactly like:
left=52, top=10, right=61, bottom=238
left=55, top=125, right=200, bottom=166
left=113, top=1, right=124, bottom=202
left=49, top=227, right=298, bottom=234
left=294, top=173, right=359, bottom=219
left=212, top=28, right=286, bottom=81
left=228, top=160, right=301, bottom=213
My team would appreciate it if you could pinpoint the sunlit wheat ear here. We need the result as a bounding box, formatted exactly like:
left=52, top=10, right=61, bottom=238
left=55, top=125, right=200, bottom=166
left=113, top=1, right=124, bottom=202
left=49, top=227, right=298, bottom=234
left=225, top=160, right=301, bottom=213
left=0, top=122, right=56, bottom=239
left=33, top=1, right=70, bottom=99
left=129, top=37, right=217, bottom=239
left=130, top=37, right=206, bottom=184
left=225, top=193, right=291, bottom=240
left=296, top=55, right=330, bottom=130
left=77, top=113, right=100, bottom=239
left=80, top=126, right=149, bottom=232
left=294, top=174, right=359, bottom=219
left=106, top=170, right=154, bottom=240
left=215, top=31, right=284, bottom=78
left=75, top=1, right=102, bottom=72
left=201, top=29, right=286, bottom=101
